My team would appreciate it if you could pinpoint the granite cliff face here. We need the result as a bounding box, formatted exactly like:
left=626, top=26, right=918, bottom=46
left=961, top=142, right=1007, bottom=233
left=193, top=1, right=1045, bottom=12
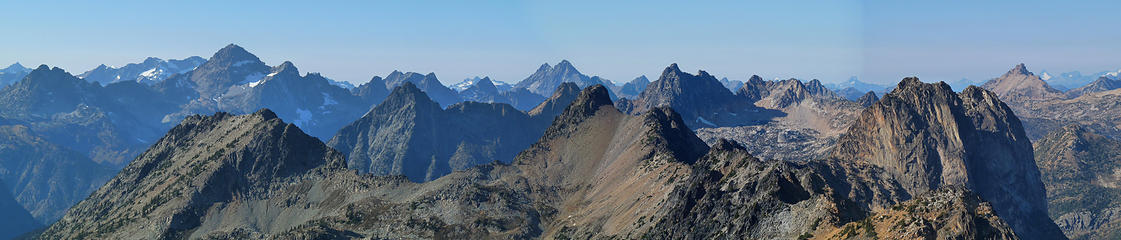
left=832, top=77, right=1064, bottom=239
left=1035, top=125, right=1121, bottom=239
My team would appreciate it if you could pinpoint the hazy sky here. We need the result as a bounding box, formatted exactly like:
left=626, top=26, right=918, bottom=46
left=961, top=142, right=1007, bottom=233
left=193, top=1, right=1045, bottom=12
left=1, top=0, right=1118, bottom=86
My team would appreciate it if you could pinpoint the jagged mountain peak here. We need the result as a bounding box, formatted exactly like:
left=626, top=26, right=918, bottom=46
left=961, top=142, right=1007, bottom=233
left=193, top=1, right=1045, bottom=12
left=376, top=82, right=440, bottom=111
left=632, top=75, right=649, bottom=84
left=556, top=59, right=575, bottom=69
left=475, top=76, right=494, bottom=86
left=210, top=44, right=260, bottom=64
left=270, top=61, right=300, bottom=77
left=516, top=60, right=603, bottom=96
left=834, top=76, right=1063, bottom=239
left=561, top=84, right=613, bottom=119
left=981, top=63, right=1064, bottom=104
left=856, top=90, right=880, bottom=107
left=637, top=106, right=710, bottom=164
left=1007, top=63, right=1032, bottom=77
left=893, top=76, right=952, bottom=94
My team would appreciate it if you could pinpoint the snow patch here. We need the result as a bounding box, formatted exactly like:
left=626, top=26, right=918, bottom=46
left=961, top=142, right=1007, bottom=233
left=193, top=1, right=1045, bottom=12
left=244, top=72, right=266, bottom=87
left=140, top=68, right=161, bottom=78
left=1040, top=72, right=1052, bottom=81
left=1106, top=69, right=1121, bottom=78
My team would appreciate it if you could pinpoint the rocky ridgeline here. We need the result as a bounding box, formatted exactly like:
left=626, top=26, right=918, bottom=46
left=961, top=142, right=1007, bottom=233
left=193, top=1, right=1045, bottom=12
left=36, top=75, right=1054, bottom=239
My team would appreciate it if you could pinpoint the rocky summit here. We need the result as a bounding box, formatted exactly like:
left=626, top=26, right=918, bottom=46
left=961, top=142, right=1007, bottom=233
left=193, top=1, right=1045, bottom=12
left=981, top=63, right=1066, bottom=107
left=619, top=63, right=758, bottom=128
left=514, top=60, right=611, bottom=96
left=855, top=90, right=880, bottom=107
left=832, top=77, right=1064, bottom=239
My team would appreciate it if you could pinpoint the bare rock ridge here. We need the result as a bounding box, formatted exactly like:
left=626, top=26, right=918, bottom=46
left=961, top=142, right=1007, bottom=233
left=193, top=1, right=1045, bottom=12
left=1034, top=125, right=1121, bottom=239
left=737, top=75, right=842, bottom=109
left=620, top=63, right=756, bottom=128
left=40, top=109, right=347, bottom=239
left=832, top=77, right=1064, bottom=239
left=39, top=81, right=1035, bottom=239
left=328, top=81, right=576, bottom=182
left=1066, top=76, right=1121, bottom=98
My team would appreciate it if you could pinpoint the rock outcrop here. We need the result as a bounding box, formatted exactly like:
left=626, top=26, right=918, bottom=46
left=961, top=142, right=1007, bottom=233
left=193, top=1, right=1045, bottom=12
left=832, top=77, right=1064, bottom=239
left=821, top=186, right=1018, bottom=240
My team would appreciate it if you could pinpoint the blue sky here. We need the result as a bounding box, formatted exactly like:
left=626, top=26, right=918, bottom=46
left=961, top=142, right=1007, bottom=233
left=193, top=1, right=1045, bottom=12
left=0, top=0, right=1118, bottom=86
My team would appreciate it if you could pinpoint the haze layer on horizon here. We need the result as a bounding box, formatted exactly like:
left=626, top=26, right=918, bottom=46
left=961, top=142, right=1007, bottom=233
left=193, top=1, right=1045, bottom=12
left=1, top=0, right=1118, bottom=85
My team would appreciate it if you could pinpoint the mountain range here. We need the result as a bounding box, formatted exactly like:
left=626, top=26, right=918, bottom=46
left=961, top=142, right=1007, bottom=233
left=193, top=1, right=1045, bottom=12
left=1041, top=69, right=1121, bottom=90
left=78, top=56, right=206, bottom=86
left=5, top=44, right=1117, bottom=239
left=38, top=77, right=1062, bottom=239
